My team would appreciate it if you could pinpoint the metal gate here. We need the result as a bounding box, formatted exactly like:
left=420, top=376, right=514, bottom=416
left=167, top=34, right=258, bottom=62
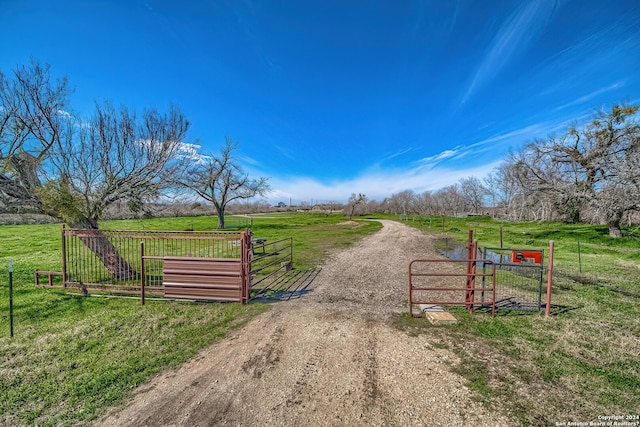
left=409, top=258, right=497, bottom=317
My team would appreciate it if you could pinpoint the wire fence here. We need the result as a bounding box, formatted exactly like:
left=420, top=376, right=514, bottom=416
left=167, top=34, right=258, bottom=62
left=434, top=233, right=640, bottom=311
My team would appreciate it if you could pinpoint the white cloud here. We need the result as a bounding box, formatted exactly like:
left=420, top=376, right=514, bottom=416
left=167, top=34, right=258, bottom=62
left=177, top=142, right=208, bottom=163
left=418, top=149, right=459, bottom=165
left=265, top=159, right=502, bottom=205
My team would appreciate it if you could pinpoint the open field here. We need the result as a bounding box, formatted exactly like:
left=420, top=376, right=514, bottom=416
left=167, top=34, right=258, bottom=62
left=1, top=213, right=639, bottom=425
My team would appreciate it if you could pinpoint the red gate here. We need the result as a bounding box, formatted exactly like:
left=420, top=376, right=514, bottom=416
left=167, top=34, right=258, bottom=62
left=408, top=258, right=496, bottom=317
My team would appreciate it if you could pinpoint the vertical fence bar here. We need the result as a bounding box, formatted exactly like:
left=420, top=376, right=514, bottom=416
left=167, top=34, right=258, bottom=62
left=9, top=261, right=14, bottom=338
left=577, top=240, right=582, bottom=273
left=545, top=240, right=555, bottom=318
left=465, top=230, right=474, bottom=312
left=140, top=241, right=146, bottom=305
left=468, top=240, right=478, bottom=314
left=61, top=225, right=67, bottom=287
left=491, top=262, right=496, bottom=316
left=290, top=237, right=293, bottom=265
left=408, top=262, right=414, bottom=317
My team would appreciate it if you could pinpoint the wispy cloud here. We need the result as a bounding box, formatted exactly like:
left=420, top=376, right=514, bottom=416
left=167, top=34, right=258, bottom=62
left=272, top=144, right=296, bottom=161
left=177, top=142, right=208, bottom=164
left=553, top=81, right=626, bottom=112
left=460, top=0, right=558, bottom=106
left=417, top=149, right=460, bottom=165
left=533, top=15, right=639, bottom=101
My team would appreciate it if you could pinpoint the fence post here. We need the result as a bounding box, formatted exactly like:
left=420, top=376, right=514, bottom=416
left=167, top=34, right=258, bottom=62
left=9, top=261, right=14, bottom=337
left=140, top=242, right=145, bottom=305
left=577, top=240, right=582, bottom=273
left=545, top=240, right=555, bottom=317
left=289, top=237, right=293, bottom=266
left=61, top=224, right=67, bottom=288
left=465, top=230, right=476, bottom=313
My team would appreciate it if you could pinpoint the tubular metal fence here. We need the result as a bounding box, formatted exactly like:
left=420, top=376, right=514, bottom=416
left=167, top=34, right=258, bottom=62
left=36, top=225, right=245, bottom=296
left=35, top=225, right=298, bottom=303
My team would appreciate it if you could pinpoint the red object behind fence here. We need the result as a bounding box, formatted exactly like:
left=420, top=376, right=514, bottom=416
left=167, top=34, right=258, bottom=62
left=511, top=250, right=543, bottom=264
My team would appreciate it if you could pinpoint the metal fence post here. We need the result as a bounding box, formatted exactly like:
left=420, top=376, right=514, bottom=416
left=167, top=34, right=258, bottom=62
left=9, top=261, right=14, bottom=337
left=545, top=240, right=555, bottom=317
left=61, top=224, right=67, bottom=287
left=577, top=240, right=582, bottom=273
left=140, top=242, right=145, bottom=305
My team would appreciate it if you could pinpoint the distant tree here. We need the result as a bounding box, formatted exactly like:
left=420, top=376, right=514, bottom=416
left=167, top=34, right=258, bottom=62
left=346, top=193, right=367, bottom=219
left=325, top=200, right=342, bottom=216
left=484, top=163, right=522, bottom=218
left=433, top=185, right=464, bottom=216
left=180, top=137, right=271, bottom=228
left=459, top=176, right=487, bottom=214
left=386, top=190, right=417, bottom=216
left=414, top=191, right=435, bottom=216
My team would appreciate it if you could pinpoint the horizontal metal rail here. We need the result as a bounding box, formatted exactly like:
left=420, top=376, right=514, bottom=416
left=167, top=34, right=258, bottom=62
left=34, top=270, right=64, bottom=287
left=409, top=259, right=496, bottom=317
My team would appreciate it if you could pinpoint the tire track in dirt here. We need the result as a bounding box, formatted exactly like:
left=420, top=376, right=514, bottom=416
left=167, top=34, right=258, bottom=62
left=284, top=325, right=329, bottom=408
left=241, top=325, right=284, bottom=379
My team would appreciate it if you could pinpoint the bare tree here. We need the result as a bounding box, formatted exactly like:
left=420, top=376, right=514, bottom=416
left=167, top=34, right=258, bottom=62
left=484, top=162, right=525, bottom=219
left=41, top=101, right=191, bottom=228
left=180, top=137, right=271, bottom=228
left=0, top=60, right=71, bottom=212
left=459, top=176, right=487, bottom=214
left=346, top=193, right=367, bottom=219
left=511, top=104, right=640, bottom=236
left=432, top=185, right=464, bottom=216
left=414, top=191, right=435, bottom=216
left=325, top=200, right=341, bottom=216
left=1, top=60, right=194, bottom=277
left=386, top=190, right=417, bottom=216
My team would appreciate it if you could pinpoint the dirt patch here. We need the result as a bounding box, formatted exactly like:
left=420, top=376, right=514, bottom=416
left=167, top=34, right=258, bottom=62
left=336, top=220, right=363, bottom=227
left=96, top=220, right=510, bottom=426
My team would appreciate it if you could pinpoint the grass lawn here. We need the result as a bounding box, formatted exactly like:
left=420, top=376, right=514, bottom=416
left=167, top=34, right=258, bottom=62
left=388, top=214, right=640, bottom=425
left=0, top=213, right=380, bottom=426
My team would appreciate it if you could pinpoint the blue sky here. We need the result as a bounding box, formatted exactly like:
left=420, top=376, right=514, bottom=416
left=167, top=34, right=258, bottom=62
left=1, top=0, right=639, bottom=205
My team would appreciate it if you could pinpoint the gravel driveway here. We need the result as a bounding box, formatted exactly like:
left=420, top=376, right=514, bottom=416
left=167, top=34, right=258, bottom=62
left=97, top=220, right=510, bottom=426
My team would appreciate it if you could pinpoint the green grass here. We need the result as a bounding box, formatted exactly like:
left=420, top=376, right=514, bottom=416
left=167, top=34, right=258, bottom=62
left=0, top=213, right=380, bottom=426
left=390, top=214, right=640, bottom=425
left=3, top=213, right=639, bottom=425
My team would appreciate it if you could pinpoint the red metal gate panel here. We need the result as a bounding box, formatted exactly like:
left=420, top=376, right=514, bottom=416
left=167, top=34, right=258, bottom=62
left=163, top=257, right=244, bottom=302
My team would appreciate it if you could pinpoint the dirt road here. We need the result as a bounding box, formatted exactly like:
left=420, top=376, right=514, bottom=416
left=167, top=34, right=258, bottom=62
left=97, top=220, right=510, bottom=426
